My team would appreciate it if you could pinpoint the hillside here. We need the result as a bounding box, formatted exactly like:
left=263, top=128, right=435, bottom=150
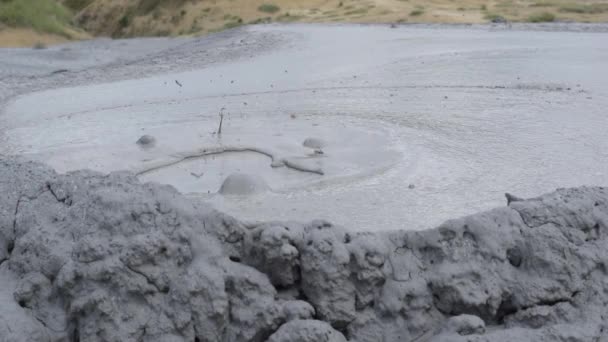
left=71, top=0, right=608, bottom=37
left=1, top=0, right=608, bottom=46
left=0, top=0, right=89, bottom=46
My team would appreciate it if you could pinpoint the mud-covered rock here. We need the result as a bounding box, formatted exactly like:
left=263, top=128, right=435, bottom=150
left=441, top=314, right=486, bottom=335
left=136, top=134, right=156, bottom=148
left=297, top=221, right=356, bottom=329
left=244, top=223, right=303, bottom=287
left=1, top=157, right=608, bottom=342
left=266, top=320, right=347, bottom=342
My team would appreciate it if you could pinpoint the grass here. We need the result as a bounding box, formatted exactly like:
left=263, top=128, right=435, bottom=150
left=64, top=0, right=94, bottom=11
left=258, top=3, right=281, bottom=14
left=136, top=0, right=189, bottom=15
left=137, top=0, right=163, bottom=14
left=277, top=13, right=303, bottom=22
left=485, top=13, right=506, bottom=21
left=345, top=8, right=369, bottom=15
left=223, top=21, right=243, bottom=29
left=4, top=0, right=608, bottom=47
left=0, top=0, right=74, bottom=37
left=527, top=11, right=556, bottom=22
left=249, top=17, right=273, bottom=24
left=559, top=3, right=608, bottom=14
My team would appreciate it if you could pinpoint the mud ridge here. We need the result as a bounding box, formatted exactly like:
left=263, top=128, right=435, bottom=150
left=135, top=145, right=324, bottom=176
left=0, top=156, right=607, bottom=341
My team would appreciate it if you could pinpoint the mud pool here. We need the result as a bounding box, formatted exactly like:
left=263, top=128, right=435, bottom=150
left=1, top=24, right=607, bottom=231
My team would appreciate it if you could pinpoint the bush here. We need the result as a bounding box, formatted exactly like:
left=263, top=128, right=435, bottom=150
left=0, top=0, right=73, bottom=36
left=118, top=14, right=130, bottom=28
left=559, top=3, right=608, bottom=14
left=527, top=11, right=556, bottom=22
left=258, top=3, right=280, bottom=14
left=485, top=13, right=507, bottom=22
left=32, top=42, right=47, bottom=49
left=249, top=17, right=273, bottom=24
left=410, top=9, right=424, bottom=16
left=224, top=21, right=243, bottom=29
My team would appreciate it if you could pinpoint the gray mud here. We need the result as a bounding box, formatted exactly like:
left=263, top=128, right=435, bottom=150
left=1, top=156, right=607, bottom=341
left=2, top=24, right=608, bottom=231
left=219, top=173, right=270, bottom=195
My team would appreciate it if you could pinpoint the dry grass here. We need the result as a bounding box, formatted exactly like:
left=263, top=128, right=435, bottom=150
left=0, top=27, right=71, bottom=47
left=3, top=0, right=608, bottom=46
left=258, top=3, right=281, bottom=13
left=527, top=11, right=556, bottom=21
left=99, top=0, right=608, bottom=37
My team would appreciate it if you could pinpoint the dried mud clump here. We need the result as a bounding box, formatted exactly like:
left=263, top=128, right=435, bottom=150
left=1, top=156, right=607, bottom=341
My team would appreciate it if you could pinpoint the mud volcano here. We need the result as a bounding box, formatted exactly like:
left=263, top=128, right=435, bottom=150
left=2, top=25, right=608, bottom=231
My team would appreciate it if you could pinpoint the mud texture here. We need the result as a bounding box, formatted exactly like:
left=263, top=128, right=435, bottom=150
left=4, top=24, right=608, bottom=231
left=1, top=156, right=607, bottom=341
left=219, top=173, right=270, bottom=195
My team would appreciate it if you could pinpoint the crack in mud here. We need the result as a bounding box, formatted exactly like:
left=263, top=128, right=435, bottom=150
left=47, top=183, right=72, bottom=206
left=124, top=263, right=164, bottom=293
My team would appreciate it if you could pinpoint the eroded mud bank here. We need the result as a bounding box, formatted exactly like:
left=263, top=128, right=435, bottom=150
left=1, top=157, right=607, bottom=341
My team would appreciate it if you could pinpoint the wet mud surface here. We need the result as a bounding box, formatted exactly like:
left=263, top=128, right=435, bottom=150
left=1, top=23, right=608, bottom=231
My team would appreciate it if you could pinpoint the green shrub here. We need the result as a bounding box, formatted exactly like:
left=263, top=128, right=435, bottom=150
left=277, top=12, right=302, bottom=22
left=258, top=3, right=280, bottom=14
left=559, top=3, right=608, bottom=14
left=118, top=14, right=130, bottom=28
left=0, top=0, right=73, bottom=36
left=223, top=21, right=243, bottom=29
left=410, top=9, right=424, bottom=16
left=527, top=11, right=556, bottom=22
left=249, top=17, right=273, bottom=24
left=484, top=13, right=506, bottom=22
